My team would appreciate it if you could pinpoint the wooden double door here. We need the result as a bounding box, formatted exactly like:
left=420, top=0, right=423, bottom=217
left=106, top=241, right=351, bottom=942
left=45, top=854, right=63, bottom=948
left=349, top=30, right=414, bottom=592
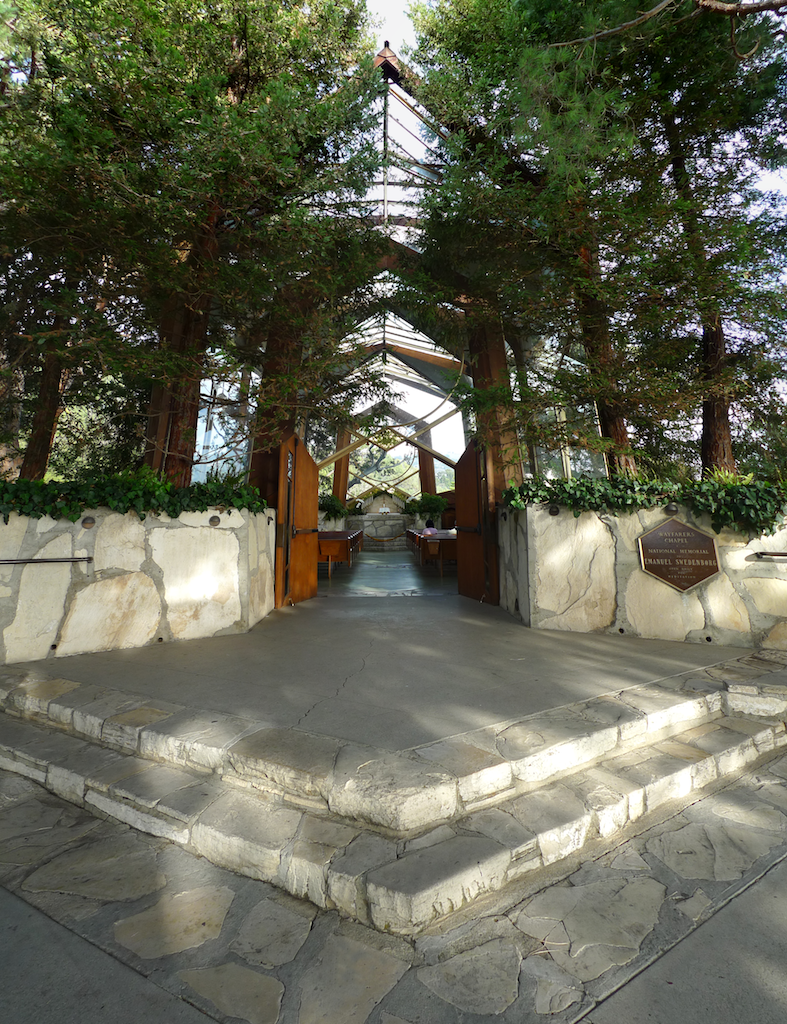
left=273, top=434, right=318, bottom=607
left=455, top=439, right=500, bottom=605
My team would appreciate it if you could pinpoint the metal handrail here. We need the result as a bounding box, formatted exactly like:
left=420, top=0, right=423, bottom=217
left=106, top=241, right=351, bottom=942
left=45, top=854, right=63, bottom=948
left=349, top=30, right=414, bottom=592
left=754, top=552, right=787, bottom=559
left=0, top=557, right=93, bottom=565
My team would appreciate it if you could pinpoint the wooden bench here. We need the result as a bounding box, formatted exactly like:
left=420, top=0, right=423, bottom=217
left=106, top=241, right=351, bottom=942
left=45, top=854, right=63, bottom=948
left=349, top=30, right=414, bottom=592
left=318, top=530, right=364, bottom=579
left=412, top=530, right=457, bottom=579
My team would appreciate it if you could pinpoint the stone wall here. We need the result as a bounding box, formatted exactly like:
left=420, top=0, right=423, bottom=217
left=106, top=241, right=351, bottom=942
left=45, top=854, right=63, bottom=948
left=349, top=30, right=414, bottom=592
left=498, top=505, right=787, bottom=648
left=0, top=507, right=276, bottom=665
left=345, top=514, right=412, bottom=552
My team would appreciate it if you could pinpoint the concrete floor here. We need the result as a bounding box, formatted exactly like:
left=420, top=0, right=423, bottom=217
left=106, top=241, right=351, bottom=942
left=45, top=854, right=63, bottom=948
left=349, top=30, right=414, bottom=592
left=584, top=856, right=787, bottom=1024
left=318, top=548, right=459, bottom=597
left=43, top=551, right=749, bottom=753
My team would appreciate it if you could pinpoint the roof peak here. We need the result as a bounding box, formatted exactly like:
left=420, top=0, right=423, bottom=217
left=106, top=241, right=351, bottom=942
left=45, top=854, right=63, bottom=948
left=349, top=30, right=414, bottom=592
left=374, top=42, right=404, bottom=84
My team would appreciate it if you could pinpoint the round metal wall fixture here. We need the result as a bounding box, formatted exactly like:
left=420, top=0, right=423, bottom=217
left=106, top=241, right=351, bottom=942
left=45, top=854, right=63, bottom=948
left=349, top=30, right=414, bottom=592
left=209, top=515, right=221, bottom=527
left=81, top=516, right=96, bottom=529
left=664, top=502, right=679, bottom=515
left=548, top=505, right=560, bottom=517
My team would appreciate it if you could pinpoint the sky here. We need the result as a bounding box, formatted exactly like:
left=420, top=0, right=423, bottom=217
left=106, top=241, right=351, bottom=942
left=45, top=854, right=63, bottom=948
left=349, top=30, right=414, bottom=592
left=365, top=0, right=416, bottom=52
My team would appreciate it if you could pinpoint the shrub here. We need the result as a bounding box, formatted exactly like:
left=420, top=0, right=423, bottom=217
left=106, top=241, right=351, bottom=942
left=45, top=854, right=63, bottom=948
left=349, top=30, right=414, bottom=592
left=318, top=494, right=349, bottom=519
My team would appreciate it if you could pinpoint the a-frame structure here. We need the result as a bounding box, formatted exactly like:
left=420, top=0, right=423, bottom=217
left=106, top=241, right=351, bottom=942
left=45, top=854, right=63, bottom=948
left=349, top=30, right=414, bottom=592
left=198, top=43, right=602, bottom=609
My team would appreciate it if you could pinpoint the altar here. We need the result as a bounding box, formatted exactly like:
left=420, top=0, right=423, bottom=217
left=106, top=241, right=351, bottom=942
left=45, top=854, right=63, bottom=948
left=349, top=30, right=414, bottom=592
left=345, top=513, right=410, bottom=551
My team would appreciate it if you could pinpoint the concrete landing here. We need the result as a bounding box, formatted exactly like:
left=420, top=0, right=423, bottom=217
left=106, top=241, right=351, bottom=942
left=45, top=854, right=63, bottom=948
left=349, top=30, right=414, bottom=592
left=30, top=592, right=753, bottom=749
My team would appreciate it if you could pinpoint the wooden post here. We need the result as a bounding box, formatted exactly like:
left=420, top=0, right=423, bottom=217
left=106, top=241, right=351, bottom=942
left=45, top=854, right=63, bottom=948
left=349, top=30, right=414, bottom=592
left=418, top=448, right=437, bottom=496
left=332, top=427, right=352, bottom=503
left=468, top=319, right=523, bottom=504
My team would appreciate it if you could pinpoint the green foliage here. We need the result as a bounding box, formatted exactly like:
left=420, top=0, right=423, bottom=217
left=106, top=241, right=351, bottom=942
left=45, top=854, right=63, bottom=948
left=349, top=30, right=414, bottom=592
left=45, top=384, right=148, bottom=483
left=411, top=0, right=787, bottom=477
left=318, top=493, right=349, bottom=519
left=502, top=475, right=787, bottom=535
left=0, top=469, right=266, bottom=524
left=416, top=492, right=449, bottom=516
left=684, top=478, right=787, bottom=536
left=402, top=493, right=450, bottom=516
left=1, top=0, right=385, bottom=480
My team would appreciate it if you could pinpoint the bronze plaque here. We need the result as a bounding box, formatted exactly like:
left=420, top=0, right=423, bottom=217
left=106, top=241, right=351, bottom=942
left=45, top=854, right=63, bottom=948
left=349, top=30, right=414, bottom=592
left=638, top=518, right=720, bottom=592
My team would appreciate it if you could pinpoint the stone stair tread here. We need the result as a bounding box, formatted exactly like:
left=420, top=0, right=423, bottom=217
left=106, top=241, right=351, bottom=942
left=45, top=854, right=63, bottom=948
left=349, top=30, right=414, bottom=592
left=0, top=697, right=785, bottom=935
left=140, top=709, right=263, bottom=770
left=0, top=670, right=771, bottom=832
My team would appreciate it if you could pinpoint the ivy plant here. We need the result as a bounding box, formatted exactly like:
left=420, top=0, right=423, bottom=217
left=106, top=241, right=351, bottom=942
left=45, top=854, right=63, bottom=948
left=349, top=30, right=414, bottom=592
left=502, top=476, right=787, bottom=536
left=0, top=471, right=266, bottom=524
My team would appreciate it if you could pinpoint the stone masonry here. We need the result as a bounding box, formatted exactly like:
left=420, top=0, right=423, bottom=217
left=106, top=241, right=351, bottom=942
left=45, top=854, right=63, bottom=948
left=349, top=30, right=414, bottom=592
left=498, top=504, right=787, bottom=648
left=0, top=508, right=276, bottom=665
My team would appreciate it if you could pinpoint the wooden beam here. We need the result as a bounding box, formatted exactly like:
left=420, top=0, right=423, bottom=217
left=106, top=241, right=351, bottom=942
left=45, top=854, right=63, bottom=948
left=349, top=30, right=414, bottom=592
left=419, top=449, right=437, bottom=495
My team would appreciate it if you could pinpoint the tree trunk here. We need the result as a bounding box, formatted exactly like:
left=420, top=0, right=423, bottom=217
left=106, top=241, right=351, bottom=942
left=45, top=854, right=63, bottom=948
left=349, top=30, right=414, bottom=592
left=19, top=286, right=74, bottom=482
left=247, top=284, right=318, bottom=499
left=143, top=212, right=219, bottom=486
left=664, top=112, right=737, bottom=476
left=576, top=245, right=638, bottom=477
left=700, top=315, right=736, bottom=473
left=468, top=315, right=523, bottom=494
left=18, top=346, right=66, bottom=480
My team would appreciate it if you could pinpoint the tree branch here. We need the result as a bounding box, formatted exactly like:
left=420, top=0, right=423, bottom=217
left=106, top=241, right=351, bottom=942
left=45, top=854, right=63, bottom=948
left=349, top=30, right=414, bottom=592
left=550, top=0, right=786, bottom=49
left=696, top=0, right=787, bottom=14
left=549, top=0, right=680, bottom=47
left=730, top=15, right=761, bottom=57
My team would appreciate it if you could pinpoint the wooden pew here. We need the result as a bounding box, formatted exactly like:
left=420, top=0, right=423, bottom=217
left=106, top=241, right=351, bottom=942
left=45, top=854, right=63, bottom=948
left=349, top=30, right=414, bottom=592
left=318, top=530, right=363, bottom=579
left=414, top=530, right=458, bottom=579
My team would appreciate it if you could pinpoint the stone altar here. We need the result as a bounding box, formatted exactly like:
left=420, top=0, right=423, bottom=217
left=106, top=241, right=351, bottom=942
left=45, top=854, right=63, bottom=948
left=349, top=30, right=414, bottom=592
left=346, top=514, right=410, bottom=552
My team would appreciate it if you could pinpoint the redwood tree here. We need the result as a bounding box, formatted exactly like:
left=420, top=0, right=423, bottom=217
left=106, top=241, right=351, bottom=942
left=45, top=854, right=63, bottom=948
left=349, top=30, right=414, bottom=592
left=409, top=0, right=787, bottom=477
left=1, top=0, right=383, bottom=483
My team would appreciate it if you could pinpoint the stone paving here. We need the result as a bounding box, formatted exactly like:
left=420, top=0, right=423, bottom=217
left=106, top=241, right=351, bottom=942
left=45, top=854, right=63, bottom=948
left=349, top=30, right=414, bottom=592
left=3, top=650, right=787, bottom=939
left=4, top=749, right=787, bottom=1024
left=4, top=591, right=787, bottom=1022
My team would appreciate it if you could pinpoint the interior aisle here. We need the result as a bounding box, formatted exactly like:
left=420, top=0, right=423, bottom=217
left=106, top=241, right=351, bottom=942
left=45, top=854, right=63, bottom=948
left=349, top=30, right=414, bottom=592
left=317, top=547, right=458, bottom=597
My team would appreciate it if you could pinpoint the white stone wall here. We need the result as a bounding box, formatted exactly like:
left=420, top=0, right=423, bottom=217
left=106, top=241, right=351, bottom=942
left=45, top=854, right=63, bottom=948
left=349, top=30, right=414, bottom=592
left=498, top=505, right=787, bottom=648
left=0, top=507, right=276, bottom=664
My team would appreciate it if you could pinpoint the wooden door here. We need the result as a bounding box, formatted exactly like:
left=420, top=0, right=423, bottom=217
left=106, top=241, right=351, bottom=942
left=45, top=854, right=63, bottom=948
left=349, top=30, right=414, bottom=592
left=455, top=439, right=499, bottom=604
left=275, top=435, right=318, bottom=607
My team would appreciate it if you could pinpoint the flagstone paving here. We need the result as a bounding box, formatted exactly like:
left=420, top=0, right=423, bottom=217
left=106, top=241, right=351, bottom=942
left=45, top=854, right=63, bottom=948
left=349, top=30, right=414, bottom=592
left=4, top=748, right=787, bottom=1024
left=4, top=647, right=787, bottom=937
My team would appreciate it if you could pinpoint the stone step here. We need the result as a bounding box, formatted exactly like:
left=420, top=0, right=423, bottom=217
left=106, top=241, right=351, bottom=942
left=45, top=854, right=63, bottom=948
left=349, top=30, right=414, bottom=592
left=0, top=670, right=735, bottom=831
left=360, top=539, right=408, bottom=552
left=0, top=671, right=785, bottom=935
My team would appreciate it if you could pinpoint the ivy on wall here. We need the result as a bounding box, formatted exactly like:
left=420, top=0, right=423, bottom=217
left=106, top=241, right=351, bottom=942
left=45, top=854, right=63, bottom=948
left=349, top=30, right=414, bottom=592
left=502, top=477, right=787, bottom=536
left=0, top=473, right=266, bottom=524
